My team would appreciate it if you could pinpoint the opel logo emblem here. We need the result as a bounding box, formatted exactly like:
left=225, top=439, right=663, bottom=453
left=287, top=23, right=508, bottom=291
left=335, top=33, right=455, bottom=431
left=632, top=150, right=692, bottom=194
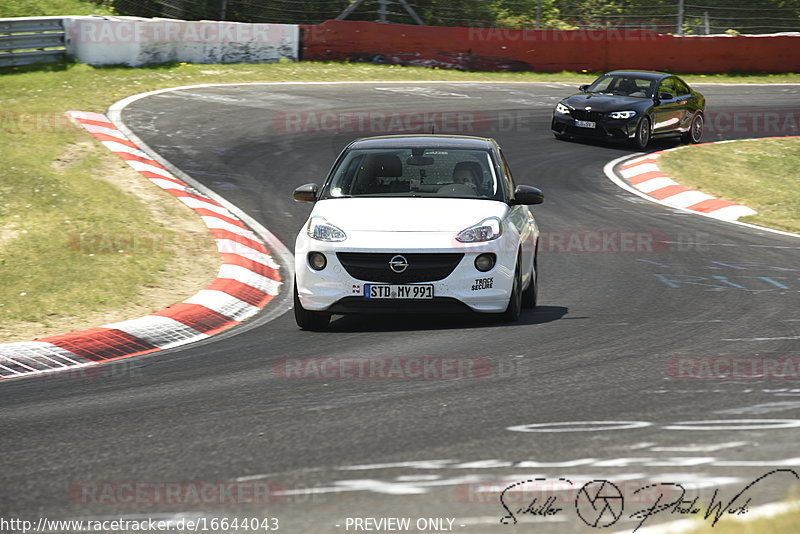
left=389, top=255, right=409, bottom=273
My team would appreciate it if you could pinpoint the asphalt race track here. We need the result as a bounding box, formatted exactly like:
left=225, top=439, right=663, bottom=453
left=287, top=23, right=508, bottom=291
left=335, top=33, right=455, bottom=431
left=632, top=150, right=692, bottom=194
left=2, top=82, right=800, bottom=533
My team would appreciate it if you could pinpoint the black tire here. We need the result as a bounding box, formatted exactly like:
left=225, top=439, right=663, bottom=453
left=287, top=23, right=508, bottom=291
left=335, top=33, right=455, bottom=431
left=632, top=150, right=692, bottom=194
left=554, top=133, right=569, bottom=141
left=500, top=260, right=522, bottom=323
left=631, top=116, right=651, bottom=150
left=521, top=256, right=538, bottom=309
left=682, top=113, right=704, bottom=144
left=293, top=283, right=331, bottom=331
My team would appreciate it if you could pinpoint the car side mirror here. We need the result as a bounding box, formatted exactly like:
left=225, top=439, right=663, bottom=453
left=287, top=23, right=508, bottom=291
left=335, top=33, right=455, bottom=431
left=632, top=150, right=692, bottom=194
left=293, top=183, right=319, bottom=202
left=511, top=185, right=544, bottom=205
left=579, top=84, right=589, bottom=92
left=659, top=92, right=673, bottom=101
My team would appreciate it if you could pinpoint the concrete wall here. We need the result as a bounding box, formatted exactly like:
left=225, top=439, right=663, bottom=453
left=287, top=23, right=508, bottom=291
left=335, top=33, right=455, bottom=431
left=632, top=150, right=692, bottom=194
left=64, top=17, right=299, bottom=66
left=301, top=20, right=800, bottom=73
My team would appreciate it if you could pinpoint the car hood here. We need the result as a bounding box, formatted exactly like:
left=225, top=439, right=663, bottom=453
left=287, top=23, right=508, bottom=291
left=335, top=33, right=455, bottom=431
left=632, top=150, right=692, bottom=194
left=309, top=197, right=510, bottom=232
left=562, top=93, right=650, bottom=112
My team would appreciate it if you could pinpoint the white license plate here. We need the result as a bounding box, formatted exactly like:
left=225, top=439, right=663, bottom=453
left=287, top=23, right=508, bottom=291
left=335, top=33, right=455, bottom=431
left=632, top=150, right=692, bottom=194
left=364, top=284, right=434, bottom=299
left=575, top=120, right=596, bottom=128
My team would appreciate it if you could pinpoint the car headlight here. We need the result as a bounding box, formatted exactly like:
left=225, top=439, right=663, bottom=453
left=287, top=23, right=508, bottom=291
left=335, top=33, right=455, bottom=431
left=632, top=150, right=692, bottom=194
left=609, top=110, right=637, bottom=120
left=456, top=217, right=503, bottom=243
left=555, top=103, right=570, bottom=115
left=306, top=216, right=346, bottom=242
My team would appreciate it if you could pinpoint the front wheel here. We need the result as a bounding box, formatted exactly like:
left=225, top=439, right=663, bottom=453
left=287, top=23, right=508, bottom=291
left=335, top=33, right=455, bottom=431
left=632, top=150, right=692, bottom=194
left=682, top=113, right=704, bottom=144
left=294, top=283, right=331, bottom=331
left=631, top=116, right=651, bottom=150
left=521, top=257, right=538, bottom=309
left=500, top=261, right=522, bottom=322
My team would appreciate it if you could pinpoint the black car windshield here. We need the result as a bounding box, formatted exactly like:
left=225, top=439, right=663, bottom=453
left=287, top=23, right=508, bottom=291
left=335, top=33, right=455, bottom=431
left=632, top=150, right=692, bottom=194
left=586, top=75, right=656, bottom=98
left=320, top=148, right=503, bottom=200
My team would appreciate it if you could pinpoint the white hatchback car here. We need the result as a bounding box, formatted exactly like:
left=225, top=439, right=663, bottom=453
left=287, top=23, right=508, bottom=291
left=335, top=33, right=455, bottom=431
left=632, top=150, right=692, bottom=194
left=292, top=135, right=544, bottom=330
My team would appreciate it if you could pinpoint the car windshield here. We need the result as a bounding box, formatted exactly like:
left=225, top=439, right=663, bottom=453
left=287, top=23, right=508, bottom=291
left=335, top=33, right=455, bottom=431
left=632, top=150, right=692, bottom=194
left=321, top=147, right=503, bottom=200
left=586, top=75, right=656, bottom=98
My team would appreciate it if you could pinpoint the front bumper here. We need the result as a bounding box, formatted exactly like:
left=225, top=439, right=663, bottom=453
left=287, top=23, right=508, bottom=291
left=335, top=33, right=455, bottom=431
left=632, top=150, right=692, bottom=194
left=294, top=230, right=520, bottom=314
left=551, top=112, right=638, bottom=141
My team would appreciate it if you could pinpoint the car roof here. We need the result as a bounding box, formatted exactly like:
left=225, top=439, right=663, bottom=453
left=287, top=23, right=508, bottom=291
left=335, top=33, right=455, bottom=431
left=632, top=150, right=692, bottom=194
left=348, top=135, right=496, bottom=150
left=604, top=70, right=673, bottom=80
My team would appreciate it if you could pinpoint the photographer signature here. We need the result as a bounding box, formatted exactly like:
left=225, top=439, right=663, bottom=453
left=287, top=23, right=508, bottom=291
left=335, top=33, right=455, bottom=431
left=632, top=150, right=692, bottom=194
left=499, top=469, right=799, bottom=531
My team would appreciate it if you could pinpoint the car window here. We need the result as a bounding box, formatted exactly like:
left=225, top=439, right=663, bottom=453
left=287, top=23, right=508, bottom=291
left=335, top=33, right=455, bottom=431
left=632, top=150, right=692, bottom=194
left=587, top=75, right=655, bottom=98
left=673, top=78, right=690, bottom=96
left=321, top=148, right=503, bottom=200
left=658, top=78, right=678, bottom=97
left=499, top=150, right=515, bottom=199
left=587, top=75, right=615, bottom=93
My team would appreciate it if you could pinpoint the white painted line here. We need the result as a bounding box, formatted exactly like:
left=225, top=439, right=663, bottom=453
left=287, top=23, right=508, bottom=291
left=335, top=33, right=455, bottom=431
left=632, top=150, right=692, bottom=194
left=710, top=204, right=758, bottom=220
left=183, top=290, right=261, bottom=321
left=81, top=123, right=130, bottom=140
left=660, top=190, right=716, bottom=209
left=100, top=140, right=149, bottom=157
left=148, top=178, right=191, bottom=191
left=216, top=264, right=281, bottom=295
left=620, top=162, right=661, bottom=178
left=125, top=159, right=176, bottom=178
left=507, top=421, right=652, bottom=432
left=721, top=336, right=800, bottom=341
left=215, top=239, right=280, bottom=268
left=201, top=216, right=258, bottom=240
left=624, top=154, right=660, bottom=166
left=102, top=316, right=208, bottom=350
left=649, top=442, right=748, bottom=453
left=664, top=419, right=800, bottom=431
left=636, top=177, right=680, bottom=193
left=177, top=196, right=232, bottom=217
left=713, top=458, right=800, bottom=466
left=69, top=110, right=109, bottom=122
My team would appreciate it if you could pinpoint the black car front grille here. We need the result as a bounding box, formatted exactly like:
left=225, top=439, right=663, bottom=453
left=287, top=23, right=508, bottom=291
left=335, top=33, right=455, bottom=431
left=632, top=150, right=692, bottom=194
left=337, top=252, right=464, bottom=283
left=569, top=109, right=604, bottom=121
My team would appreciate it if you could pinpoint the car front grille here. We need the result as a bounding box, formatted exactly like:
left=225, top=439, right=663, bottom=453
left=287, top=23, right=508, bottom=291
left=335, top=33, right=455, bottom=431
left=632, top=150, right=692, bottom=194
left=569, top=109, right=604, bottom=121
left=336, top=252, right=464, bottom=283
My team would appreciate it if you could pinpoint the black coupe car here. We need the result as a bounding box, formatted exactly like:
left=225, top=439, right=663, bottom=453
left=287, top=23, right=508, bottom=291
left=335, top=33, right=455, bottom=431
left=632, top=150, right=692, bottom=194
left=551, top=70, right=705, bottom=149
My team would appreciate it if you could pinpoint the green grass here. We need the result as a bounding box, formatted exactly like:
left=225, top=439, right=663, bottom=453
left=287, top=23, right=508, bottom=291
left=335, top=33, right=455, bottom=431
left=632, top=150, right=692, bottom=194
left=658, top=138, right=800, bottom=233
left=0, top=144, right=174, bottom=322
left=0, top=60, right=798, bottom=340
left=683, top=73, right=800, bottom=84
left=0, top=0, right=114, bottom=17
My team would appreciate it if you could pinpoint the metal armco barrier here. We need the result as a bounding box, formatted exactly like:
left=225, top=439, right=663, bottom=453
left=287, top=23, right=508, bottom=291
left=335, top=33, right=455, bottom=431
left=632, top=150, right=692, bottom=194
left=0, top=17, right=66, bottom=67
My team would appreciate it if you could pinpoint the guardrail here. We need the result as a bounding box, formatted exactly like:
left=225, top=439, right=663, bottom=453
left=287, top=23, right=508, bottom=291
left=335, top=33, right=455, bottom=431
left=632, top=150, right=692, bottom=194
left=0, top=17, right=66, bottom=67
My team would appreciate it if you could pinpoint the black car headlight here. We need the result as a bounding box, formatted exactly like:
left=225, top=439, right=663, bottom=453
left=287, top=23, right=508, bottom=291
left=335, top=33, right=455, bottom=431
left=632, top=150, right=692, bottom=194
left=609, top=110, right=637, bottom=120
left=555, top=103, right=570, bottom=115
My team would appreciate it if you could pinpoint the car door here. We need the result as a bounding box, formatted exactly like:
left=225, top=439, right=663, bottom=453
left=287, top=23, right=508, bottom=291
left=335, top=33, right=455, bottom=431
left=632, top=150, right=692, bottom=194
left=652, top=77, right=684, bottom=135
left=672, top=77, right=696, bottom=131
left=499, top=150, right=535, bottom=279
